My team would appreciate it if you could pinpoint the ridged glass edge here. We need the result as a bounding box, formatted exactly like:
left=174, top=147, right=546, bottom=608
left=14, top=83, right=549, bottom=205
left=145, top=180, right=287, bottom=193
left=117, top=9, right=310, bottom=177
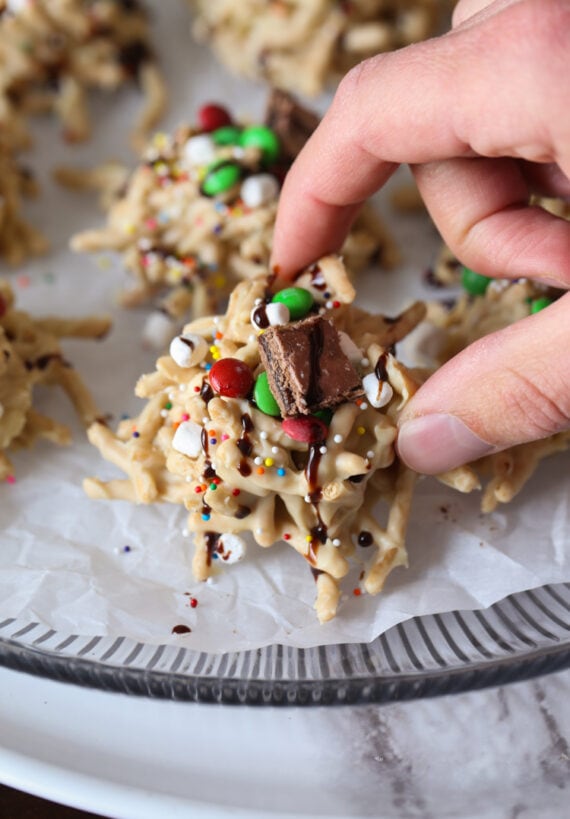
left=0, top=638, right=568, bottom=706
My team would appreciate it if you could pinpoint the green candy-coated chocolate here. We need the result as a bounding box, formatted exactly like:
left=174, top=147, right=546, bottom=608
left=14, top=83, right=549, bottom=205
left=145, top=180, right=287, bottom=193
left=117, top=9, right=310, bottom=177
left=271, top=287, right=314, bottom=320
left=212, top=125, right=242, bottom=146
left=461, top=266, right=493, bottom=295
left=530, top=296, right=553, bottom=314
left=239, top=125, right=280, bottom=164
left=254, top=372, right=281, bottom=417
left=313, top=408, right=333, bottom=426
left=202, top=161, right=241, bottom=196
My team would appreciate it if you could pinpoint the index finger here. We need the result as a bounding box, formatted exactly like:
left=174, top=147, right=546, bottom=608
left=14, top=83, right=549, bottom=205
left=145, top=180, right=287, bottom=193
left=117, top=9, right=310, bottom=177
left=271, top=1, right=570, bottom=277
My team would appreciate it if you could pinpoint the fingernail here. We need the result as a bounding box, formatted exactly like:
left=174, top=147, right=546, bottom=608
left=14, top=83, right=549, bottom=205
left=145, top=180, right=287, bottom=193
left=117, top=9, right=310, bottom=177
left=397, top=414, right=495, bottom=474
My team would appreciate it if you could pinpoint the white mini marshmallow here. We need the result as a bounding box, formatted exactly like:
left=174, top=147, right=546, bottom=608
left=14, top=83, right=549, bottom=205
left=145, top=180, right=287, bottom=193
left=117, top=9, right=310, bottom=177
left=265, top=302, right=290, bottom=326
left=338, top=331, right=363, bottom=364
left=250, top=300, right=290, bottom=328
left=172, top=421, right=203, bottom=458
left=169, top=333, right=208, bottom=367
left=362, top=373, right=394, bottom=409
left=142, top=312, right=178, bottom=349
left=182, top=134, right=217, bottom=167
left=240, top=174, right=279, bottom=208
left=217, top=533, right=247, bottom=564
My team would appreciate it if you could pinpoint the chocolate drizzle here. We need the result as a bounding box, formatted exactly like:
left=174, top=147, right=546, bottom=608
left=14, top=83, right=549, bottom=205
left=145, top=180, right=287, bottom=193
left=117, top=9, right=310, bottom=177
left=310, top=522, right=328, bottom=545
left=200, top=379, right=214, bottom=404
left=204, top=531, right=220, bottom=566
left=171, top=624, right=192, bottom=634
left=201, top=426, right=209, bottom=458
left=304, top=440, right=328, bottom=564
left=305, top=319, right=325, bottom=409
left=238, top=460, right=252, bottom=477
left=25, top=352, right=70, bottom=371
left=201, top=496, right=212, bottom=519
left=306, top=443, right=323, bottom=504
left=266, top=269, right=278, bottom=293
left=237, top=413, right=254, bottom=456
left=309, top=265, right=326, bottom=290
left=358, top=531, right=374, bottom=548
left=179, top=336, right=196, bottom=352
left=251, top=302, right=271, bottom=330
left=118, top=40, right=152, bottom=78
left=200, top=427, right=216, bottom=480
left=374, top=351, right=389, bottom=382
left=237, top=413, right=254, bottom=476
left=348, top=473, right=366, bottom=484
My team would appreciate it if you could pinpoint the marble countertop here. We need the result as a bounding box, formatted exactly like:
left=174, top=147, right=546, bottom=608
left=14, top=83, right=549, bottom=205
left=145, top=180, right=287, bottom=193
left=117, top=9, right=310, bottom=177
left=0, top=665, right=568, bottom=819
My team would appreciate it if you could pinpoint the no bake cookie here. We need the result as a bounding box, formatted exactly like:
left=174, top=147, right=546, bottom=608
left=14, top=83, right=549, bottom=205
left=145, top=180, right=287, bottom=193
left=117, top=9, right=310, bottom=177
left=0, top=278, right=110, bottom=481
left=67, top=95, right=398, bottom=343
left=0, top=0, right=165, bottom=148
left=84, top=256, right=427, bottom=622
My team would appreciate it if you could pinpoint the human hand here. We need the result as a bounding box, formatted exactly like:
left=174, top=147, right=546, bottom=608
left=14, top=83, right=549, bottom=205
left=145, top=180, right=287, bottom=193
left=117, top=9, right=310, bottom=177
left=271, top=0, right=570, bottom=474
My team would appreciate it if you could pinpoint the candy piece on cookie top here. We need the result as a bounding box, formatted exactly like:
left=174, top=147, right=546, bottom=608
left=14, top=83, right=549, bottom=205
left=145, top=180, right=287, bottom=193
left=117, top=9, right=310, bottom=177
left=144, top=102, right=283, bottom=205
left=197, top=103, right=233, bottom=133
left=258, top=315, right=364, bottom=418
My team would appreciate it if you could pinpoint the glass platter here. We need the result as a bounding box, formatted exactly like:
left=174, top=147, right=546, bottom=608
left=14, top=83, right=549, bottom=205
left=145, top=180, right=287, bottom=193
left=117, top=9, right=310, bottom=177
left=1, top=583, right=569, bottom=705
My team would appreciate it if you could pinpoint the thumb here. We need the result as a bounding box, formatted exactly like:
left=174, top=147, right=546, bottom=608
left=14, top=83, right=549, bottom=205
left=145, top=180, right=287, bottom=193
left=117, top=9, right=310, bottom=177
left=397, top=293, right=570, bottom=474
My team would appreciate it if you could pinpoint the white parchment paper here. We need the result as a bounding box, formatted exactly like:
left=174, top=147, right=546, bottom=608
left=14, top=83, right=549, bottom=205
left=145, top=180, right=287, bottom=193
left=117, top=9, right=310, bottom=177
left=1, top=2, right=569, bottom=652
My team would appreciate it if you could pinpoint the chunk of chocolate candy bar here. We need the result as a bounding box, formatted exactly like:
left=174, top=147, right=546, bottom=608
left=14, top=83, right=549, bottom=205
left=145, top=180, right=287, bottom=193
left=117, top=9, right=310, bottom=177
left=258, top=315, right=363, bottom=416
left=264, top=89, right=319, bottom=164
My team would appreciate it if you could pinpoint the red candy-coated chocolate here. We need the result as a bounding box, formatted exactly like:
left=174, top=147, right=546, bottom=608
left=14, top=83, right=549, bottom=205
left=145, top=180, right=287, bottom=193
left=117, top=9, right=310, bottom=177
left=197, top=103, right=232, bottom=133
left=209, top=358, right=253, bottom=398
left=282, top=416, right=328, bottom=443
left=0, top=295, right=6, bottom=318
